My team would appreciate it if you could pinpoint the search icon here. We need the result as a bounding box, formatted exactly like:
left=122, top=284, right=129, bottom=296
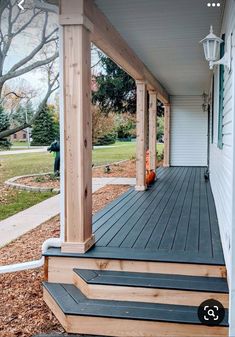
left=207, top=309, right=215, bottom=317
left=198, top=299, right=225, bottom=326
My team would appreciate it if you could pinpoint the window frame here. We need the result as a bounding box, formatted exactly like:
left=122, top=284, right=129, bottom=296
left=217, top=34, right=225, bottom=149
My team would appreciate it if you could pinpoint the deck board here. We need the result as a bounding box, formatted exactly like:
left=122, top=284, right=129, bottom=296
left=95, top=167, right=178, bottom=246
left=158, top=167, right=193, bottom=250
left=119, top=167, right=183, bottom=249
left=92, top=167, right=224, bottom=265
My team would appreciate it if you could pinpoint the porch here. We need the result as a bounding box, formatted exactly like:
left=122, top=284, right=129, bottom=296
left=46, top=166, right=224, bottom=266
left=41, top=0, right=230, bottom=335
left=44, top=166, right=228, bottom=336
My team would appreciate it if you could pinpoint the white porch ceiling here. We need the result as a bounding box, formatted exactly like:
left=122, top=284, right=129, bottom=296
left=94, top=0, right=224, bottom=95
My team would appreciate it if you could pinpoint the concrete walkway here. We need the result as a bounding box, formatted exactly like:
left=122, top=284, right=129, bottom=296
left=0, top=148, right=47, bottom=156
left=0, top=177, right=136, bottom=247
left=0, top=144, right=119, bottom=156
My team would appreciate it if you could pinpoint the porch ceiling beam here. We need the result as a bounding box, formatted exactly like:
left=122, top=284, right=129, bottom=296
left=84, top=0, right=169, bottom=103
left=55, top=0, right=169, bottom=103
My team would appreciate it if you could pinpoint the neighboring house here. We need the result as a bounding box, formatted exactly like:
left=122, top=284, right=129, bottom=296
left=24, top=0, right=235, bottom=336
left=10, top=129, right=27, bottom=142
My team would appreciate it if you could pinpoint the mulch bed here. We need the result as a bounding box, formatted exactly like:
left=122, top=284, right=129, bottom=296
left=15, top=160, right=163, bottom=189
left=15, top=175, right=60, bottom=190
left=92, top=160, right=136, bottom=178
left=0, top=184, right=129, bottom=337
left=13, top=160, right=137, bottom=189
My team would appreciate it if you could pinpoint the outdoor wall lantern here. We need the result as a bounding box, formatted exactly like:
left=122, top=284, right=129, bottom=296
left=200, top=26, right=231, bottom=71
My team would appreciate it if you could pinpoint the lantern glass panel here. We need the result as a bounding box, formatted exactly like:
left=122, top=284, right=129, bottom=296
left=208, top=40, right=216, bottom=61
left=203, top=42, right=208, bottom=60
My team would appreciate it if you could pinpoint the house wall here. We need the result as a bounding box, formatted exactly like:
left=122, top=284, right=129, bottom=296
left=209, top=0, right=235, bottom=274
left=10, top=130, right=27, bottom=141
left=208, top=1, right=235, bottom=334
left=170, top=95, right=207, bottom=166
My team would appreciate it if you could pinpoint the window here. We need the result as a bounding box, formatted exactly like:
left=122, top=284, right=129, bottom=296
left=13, top=134, right=17, bottom=139
left=23, top=134, right=26, bottom=139
left=217, top=34, right=225, bottom=149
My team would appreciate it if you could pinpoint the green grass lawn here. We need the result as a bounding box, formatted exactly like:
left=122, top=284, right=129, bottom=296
left=11, top=141, right=28, bottom=147
left=0, top=152, right=55, bottom=221
left=93, top=141, right=164, bottom=166
left=0, top=141, right=164, bottom=220
left=10, top=141, right=44, bottom=149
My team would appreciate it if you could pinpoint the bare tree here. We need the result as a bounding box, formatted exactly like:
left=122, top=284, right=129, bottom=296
left=0, top=0, right=59, bottom=139
left=0, top=58, right=59, bottom=139
left=2, top=80, right=37, bottom=114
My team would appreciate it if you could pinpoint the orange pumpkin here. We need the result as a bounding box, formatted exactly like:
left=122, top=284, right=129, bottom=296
left=146, top=170, right=156, bottom=186
left=150, top=170, right=156, bottom=183
left=146, top=171, right=151, bottom=186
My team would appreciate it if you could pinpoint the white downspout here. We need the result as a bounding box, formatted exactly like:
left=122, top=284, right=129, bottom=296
left=0, top=238, right=62, bottom=274
left=0, top=20, right=65, bottom=275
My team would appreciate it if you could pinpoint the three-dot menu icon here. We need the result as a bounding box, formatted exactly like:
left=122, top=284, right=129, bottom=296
left=207, top=2, right=221, bottom=7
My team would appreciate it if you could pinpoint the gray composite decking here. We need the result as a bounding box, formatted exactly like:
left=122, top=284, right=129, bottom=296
left=43, top=282, right=229, bottom=326
left=74, top=269, right=229, bottom=293
left=45, top=167, right=225, bottom=265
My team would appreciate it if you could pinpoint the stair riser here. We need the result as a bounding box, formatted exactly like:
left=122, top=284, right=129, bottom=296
left=73, top=274, right=228, bottom=308
left=46, top=256, right=227, bottom=284
left=43, top=288, right=228, bottom=337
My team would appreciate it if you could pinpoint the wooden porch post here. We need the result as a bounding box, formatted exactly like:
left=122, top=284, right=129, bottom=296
left=135, top=81, right=147, bottom=191
left=60, top=0, right=95, bottom=253
left=149, top=91, right=157, bottom=174
left=163, top=103, right=171, bottom=167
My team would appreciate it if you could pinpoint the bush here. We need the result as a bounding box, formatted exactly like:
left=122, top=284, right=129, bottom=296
left=115, top=113, right=136, bottom=140
left=31, top=104, right=58, bottom=146
left=94, top=132, right=116, bottom=146
left=92, top=105, right=116, bottom=145
left=157, top=116, right=164, bottom=142
left=0, top=105, right=11, bottom=150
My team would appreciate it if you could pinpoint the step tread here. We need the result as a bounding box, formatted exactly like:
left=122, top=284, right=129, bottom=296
left=43, top=282, right=228, bottom=326
left=74, top=269, right=229, bottom=293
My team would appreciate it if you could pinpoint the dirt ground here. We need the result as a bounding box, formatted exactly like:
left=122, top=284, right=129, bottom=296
left=0, top=184, right=129, bottom=337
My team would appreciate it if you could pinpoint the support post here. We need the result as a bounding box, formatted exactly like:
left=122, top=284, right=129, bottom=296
left=149, top=91, right=157, bottom=174
left=163, top=103, right=171, bottom=167
left=135, top=81, right=147, bottom=191
left=60, top=0, right=95, bottom=253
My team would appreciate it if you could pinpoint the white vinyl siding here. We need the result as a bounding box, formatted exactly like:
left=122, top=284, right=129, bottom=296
left=170, top=96, right=207, bottom=166
left=208, top=2, right=235, bottom=335
left=209, top=0, right=235, bottom=272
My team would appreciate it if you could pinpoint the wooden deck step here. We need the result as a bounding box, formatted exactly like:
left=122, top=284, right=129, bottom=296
left=73, top=269, right=229, bottom=307
left=43, top=282, right=228, bottom=337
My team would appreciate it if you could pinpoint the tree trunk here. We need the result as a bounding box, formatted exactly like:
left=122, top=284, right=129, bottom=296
left=0, top=123, right=30, bottom=139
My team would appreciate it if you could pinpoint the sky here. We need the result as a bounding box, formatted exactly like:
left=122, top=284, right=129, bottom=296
left=1, top=0, right=100, bottom=111
left=1, top=1, right=58, bottom=108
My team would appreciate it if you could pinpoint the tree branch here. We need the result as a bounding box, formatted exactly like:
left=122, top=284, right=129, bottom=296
left=1, top=51, right=59, bottom=83
left=9, top=23, right=58, bottom=74
left=0, top=69, right=59, bottom=139
left=3, top=91, right=27, bottom=99
left=0, top=123, right=30, bottom=139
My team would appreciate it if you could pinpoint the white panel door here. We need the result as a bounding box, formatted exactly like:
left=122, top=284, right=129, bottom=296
left=170, top=96, right=207, bottom=166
